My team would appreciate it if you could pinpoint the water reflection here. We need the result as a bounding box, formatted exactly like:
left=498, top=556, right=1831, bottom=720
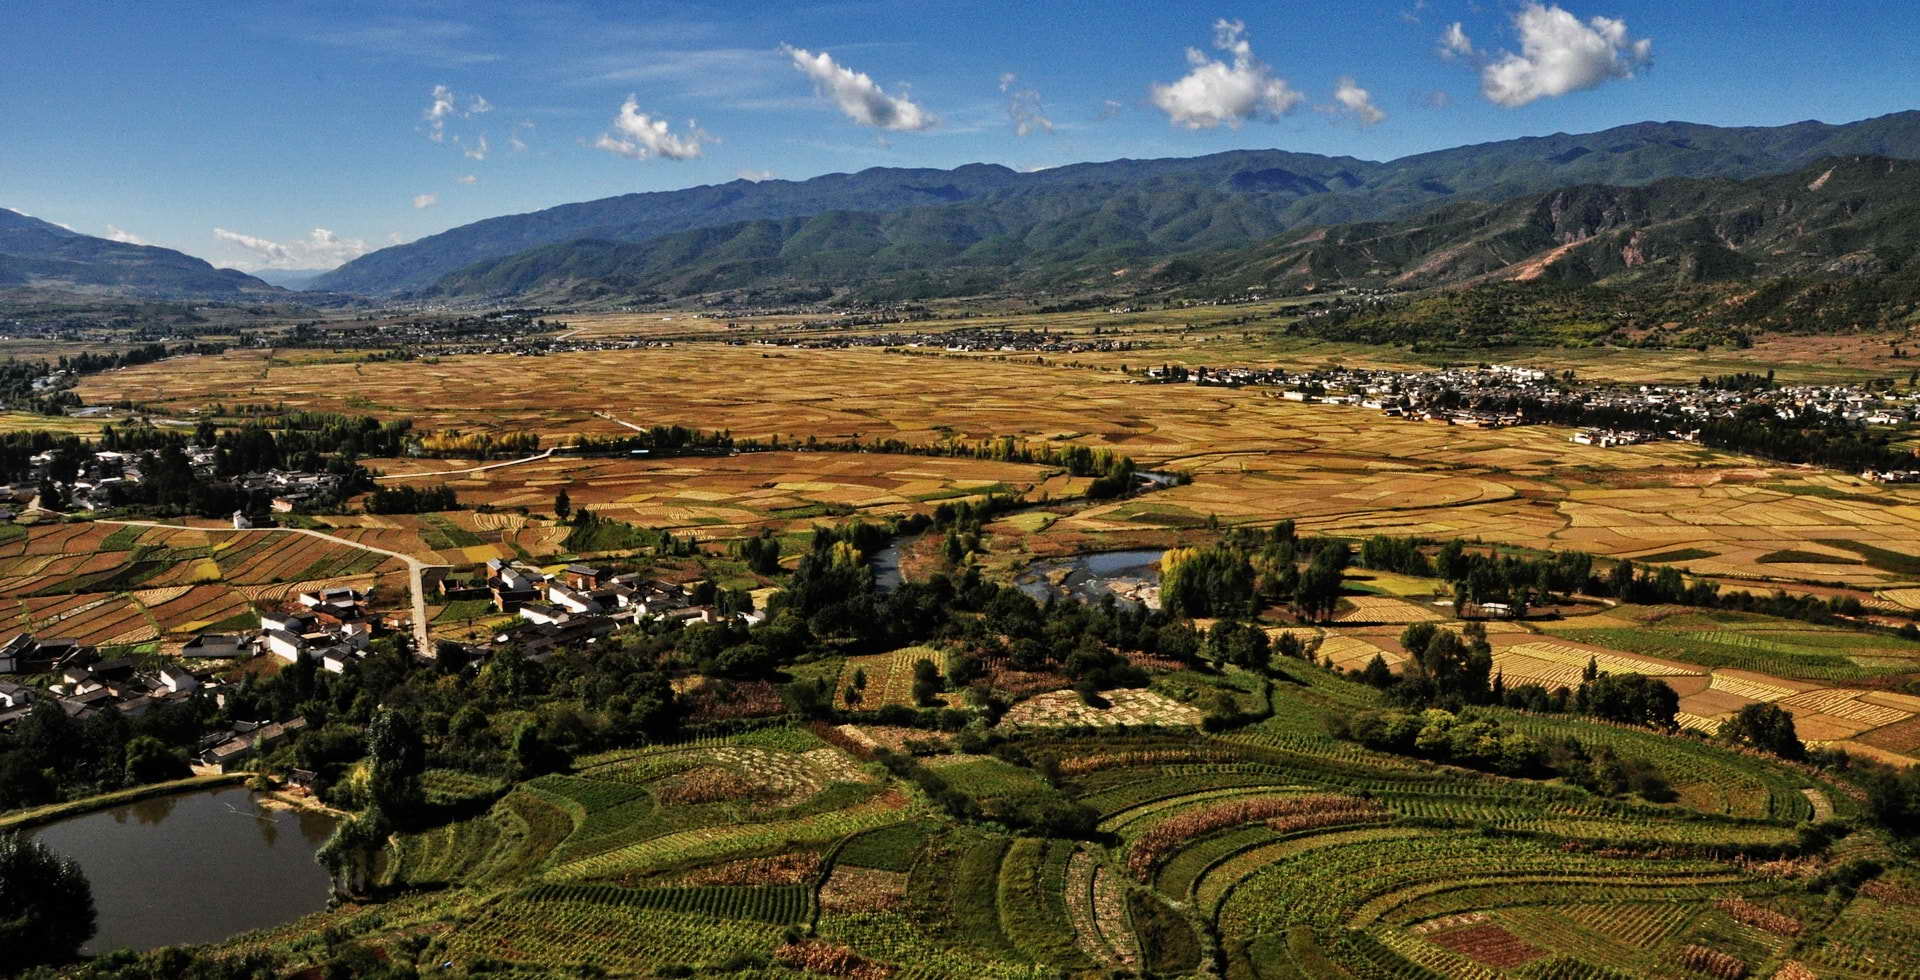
left=1016, top=549, right=1166, bottom=609
left=27, top=786, right=339, bottom=954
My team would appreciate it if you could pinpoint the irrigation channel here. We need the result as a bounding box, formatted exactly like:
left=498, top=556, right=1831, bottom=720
left=26, top=784, right=339, bottom=953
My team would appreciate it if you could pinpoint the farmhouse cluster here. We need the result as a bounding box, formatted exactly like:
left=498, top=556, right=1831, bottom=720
left=8, top=438, right=349, bottom=516
left=0, top=634, right=204, bottom=727
left=1139, top=362, right=1920, bottom=447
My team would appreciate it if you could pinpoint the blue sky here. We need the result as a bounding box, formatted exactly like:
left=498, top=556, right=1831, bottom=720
left=4, top=0, right=1917, bottom=272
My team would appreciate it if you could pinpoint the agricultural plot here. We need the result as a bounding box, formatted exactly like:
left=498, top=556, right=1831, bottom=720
left=79, top=341, right=1920, bottom=590
left=231, top=652, right=1920, bottom=979
left=0, top=522, right=407, bottom=649
left=834, top=645, right=951, bottom=709
left=1334, top=595, right=1444, bottom=625
left=1514, top=609, right=1920, bottom=758
left=997, top=688, right=1204, bottom=729
left=364, top=452, right=1063, bottom=542
left=89, top=333, right=1920, bottom=977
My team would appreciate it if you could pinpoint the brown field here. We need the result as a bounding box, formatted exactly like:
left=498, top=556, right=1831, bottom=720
left=77, top=343, right=1920, bottom=590
left=0, top=523, right=408, bottom=651
left=363, top=451, right=1073, bottom=544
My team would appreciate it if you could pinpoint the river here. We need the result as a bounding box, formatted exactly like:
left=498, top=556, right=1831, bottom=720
left=27, top=785, right=339, bottom=954
left=1015, top=548, right=1167, bottom=609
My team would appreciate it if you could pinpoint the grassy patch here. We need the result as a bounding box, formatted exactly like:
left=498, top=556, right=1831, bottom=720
left=1814, top=539, right=1920, bottom=577
left=1757, top=549, right=1865, bottom=565
left=1129, top=889, right=1201, bottom=974
left=838, top=820, right=935, bottom=872
left=1634, top=548, right=1718, bottom=563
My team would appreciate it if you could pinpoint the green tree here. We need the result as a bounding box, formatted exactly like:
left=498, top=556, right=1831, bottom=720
left=365, top=707, right=425, bottom=818
left=553, top=488, right=571, bottom=521
left=122, top=735, right=188, bottom=785
left=509, top=721, right=571, bottom=781
left=0, top=831, right=97, bottom=967
left=315, top=808, right=388, bottom=901
left=1720, top=703, right=1805, bottom=760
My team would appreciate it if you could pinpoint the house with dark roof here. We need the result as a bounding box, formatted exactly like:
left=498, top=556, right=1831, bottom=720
left=181, top=633, right=250, bottom=659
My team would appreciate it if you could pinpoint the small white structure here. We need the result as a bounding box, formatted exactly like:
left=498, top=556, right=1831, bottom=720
left=519, top=603, right=567, bottom=626
left=263, top=629, right=307, bottom=663
left=156, top=667, right=199, bottom=694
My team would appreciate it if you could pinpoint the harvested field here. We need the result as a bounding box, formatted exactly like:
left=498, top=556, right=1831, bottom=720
left=76, top=343, right=1920, bottom=586
left=362, top=452, right=1060, bottom=543
left=998, top=688, right=1203, bottom=730
left=0, top=523, right=409, bottom=649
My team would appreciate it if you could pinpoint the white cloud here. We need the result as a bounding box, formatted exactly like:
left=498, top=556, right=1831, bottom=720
left=463, top=134, right=490, bottom=161
left=509, top=120, right=533, bottom=152
left=456, top=174, right=478, bottom=185
left=1149, top=19, right=1303, bottom=129
left=593, top=95, right=714, bottom=160
left=1425, top=89, right=1453, bottom=109
left=1000, top=73, right=1053, bottom=137
left=424, top=84, right=493, bottom=145
left=412, top=194, right=439, bottom=209
left=782, top=45, right=936, bottom=131
left=103, top=225, right=148, bottom=246
left=737, top=169, right=775, bottom=182
left=1438, top=22, right=1475, bottom=60
left=1330, top=77, right=1385, bottom=125
left=212, top=227, right=370, bottom=271
left=1097, top=98, right=1126, bottom=120
left=425, top=84, right=457, bottom=142
left=1477, top=3, right=1652, bottom=107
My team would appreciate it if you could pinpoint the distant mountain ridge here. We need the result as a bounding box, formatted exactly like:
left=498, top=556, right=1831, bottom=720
left=1191, top=155, right=1920, bottom=292
left=0, top=209, right=276, bottom=298
left=318, top=110, right=1920, bottom=299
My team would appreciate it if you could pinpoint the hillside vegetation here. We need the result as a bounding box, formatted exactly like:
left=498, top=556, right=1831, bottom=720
left=321, top=111, right=1920, bottom=297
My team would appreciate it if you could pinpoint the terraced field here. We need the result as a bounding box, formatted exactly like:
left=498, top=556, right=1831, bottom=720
left=0, top=522, right=408, bottom=649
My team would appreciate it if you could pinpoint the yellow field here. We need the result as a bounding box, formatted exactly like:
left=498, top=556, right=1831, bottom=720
left=365, top=451, right=1069, bottom=544
left=74, top=342, right=1920, bottom=591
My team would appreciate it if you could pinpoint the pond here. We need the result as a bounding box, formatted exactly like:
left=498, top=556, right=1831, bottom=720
left=1015, top=548, right=1166, bottom=609
left=27, top=785, right=340, bottom=954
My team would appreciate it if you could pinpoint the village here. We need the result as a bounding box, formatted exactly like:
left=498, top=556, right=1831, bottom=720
left=1139, top=360, right=1920, bottom=459
left=0, top=553, right=759, bottom=773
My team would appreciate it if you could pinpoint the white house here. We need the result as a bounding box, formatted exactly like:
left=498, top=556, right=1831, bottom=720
left=181, top=633, right=250, bottom=659
left=547, top=583, right=601, bottom=615
left=297, top=587, right=361, bottom=609
left=0, top=681, right=32, bottom=709
left=319, top=647, right=358, bottom=674
left=259, top=611, right=313, bottom=635
left=519, top=603, right=567, bottom=626
left=156, top=667, right=199, bottom=694
left=263, top=629, right=307, bottom=663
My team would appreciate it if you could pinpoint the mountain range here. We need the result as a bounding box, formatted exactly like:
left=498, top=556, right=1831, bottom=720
left=310, top=110, right=1920, bottom=302
left=1190, top=155, right=1920, bottom=293
left=0, top=208, right=276, bottom=298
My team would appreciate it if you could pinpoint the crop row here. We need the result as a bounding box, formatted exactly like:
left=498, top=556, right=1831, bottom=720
left=520, top=882, right=811, bottom=924
left=549, top=796, right=905, bottom=879
left=445, top=899, right=789, bottom=973
left=1215, top=831, right=1740, bottom=933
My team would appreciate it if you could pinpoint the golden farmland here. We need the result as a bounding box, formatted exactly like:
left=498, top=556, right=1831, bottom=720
left=78, top=343, right=1920, bottom=588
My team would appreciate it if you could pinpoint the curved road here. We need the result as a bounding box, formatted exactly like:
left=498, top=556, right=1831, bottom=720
left=93, top=518, right=444, bottom=657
